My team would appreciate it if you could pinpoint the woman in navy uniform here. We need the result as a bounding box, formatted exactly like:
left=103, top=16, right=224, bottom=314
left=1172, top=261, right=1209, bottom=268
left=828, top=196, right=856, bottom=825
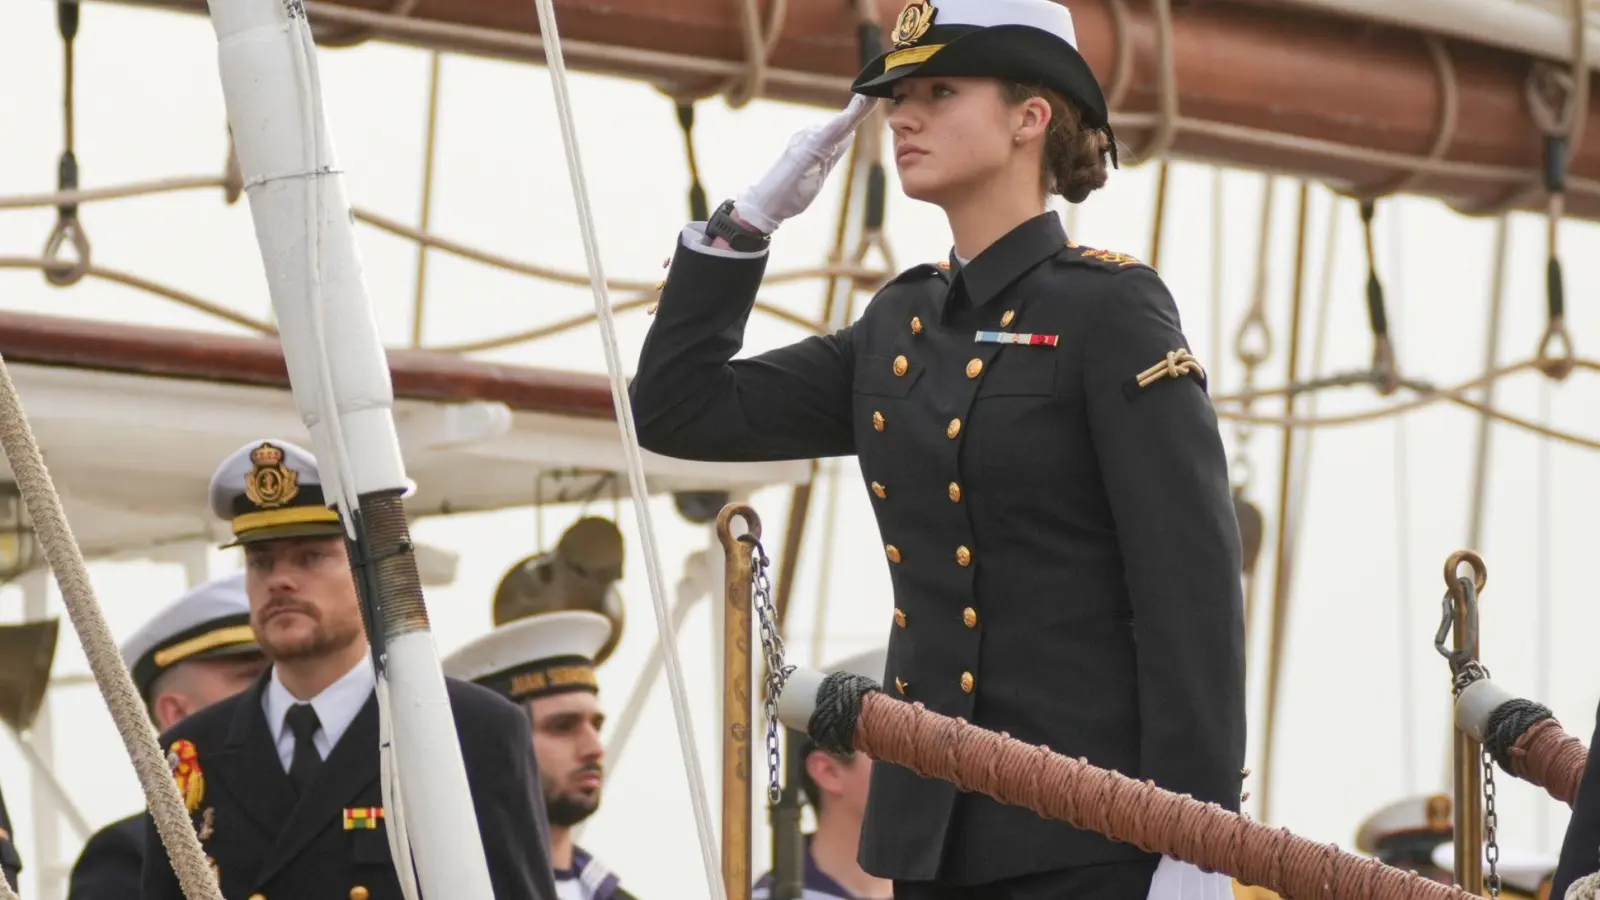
left=630, top=1, right=1245, bottom=898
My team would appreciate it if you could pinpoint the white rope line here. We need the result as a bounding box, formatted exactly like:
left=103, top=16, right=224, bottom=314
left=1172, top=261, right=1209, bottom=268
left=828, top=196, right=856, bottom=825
left=528, top=3, right=725, bottom=900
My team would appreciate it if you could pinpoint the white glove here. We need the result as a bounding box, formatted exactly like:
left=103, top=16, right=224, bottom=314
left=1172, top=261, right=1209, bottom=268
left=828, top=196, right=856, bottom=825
left=1146, top=857, right=1235, bottom=900
left=734, top=94, right=879, bottom=234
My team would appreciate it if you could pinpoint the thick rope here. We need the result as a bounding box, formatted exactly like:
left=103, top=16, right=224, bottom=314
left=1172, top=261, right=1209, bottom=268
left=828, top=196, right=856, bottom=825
left=0, top=354, right=222, bottom=900
left=1568, top=871, right=1600, bottom=900
left=528, top=1, right=724, bottom=897
left=811, top=681, right=1479, bottom=900
left=1502, top=715, right=1587, bottom=805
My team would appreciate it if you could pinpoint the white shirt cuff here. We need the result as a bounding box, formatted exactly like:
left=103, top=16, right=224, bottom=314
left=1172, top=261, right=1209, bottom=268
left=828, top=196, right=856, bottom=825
left=678, top=223, right=770, bottom=260
left=1147, top=857, right=1235, bottom=900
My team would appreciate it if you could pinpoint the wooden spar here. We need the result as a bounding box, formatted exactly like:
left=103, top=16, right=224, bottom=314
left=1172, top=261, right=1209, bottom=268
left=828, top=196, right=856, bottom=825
left=110, top=0, right=1600, bottom=221
left=0, top=309, right=618, bottom=419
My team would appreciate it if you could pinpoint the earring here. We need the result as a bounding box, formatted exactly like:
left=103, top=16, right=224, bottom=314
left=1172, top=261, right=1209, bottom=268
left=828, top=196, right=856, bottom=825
left=1013, top=134, right=1021, bottom=145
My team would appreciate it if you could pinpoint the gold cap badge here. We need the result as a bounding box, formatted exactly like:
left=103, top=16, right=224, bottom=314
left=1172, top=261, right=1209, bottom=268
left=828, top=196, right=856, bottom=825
left=892, top=0, right=936, bottom=48
left=244, top=442, right=300, bottom=509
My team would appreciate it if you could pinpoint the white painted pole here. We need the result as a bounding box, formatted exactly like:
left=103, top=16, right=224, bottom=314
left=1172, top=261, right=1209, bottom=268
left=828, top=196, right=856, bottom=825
left=199, top=2, right=494, bottom=897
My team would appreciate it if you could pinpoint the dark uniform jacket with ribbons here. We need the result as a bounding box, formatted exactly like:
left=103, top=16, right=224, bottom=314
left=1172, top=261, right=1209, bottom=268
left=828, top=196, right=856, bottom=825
left=139, top=670, right=559, bottom=900
left=1552, top=699, right=1600, bottom=900
left=0, top=780, right=19, bottom=892
left=68, top=813, right=145, bottom=899
left=631, top=211, right=1247, bottom=886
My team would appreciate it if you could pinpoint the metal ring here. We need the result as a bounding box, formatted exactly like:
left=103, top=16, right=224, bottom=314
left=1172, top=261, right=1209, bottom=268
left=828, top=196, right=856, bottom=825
left=1443, top=549, right=1488, bottom=600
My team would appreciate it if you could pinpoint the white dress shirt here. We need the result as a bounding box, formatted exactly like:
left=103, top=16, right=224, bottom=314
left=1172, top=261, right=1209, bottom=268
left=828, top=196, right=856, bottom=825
left=261, top=656, right=375, bottom=771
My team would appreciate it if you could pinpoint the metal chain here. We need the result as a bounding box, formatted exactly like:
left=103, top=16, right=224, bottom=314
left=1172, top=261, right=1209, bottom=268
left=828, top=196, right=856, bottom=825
left=745, top=536, right=795, bottom=806
left=1483, top=743, right=1502, bottom=898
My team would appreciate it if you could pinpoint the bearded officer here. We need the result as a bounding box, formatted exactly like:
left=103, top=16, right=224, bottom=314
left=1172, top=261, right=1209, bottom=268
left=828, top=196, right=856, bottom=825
left=139, top=438, right=559, bottom=900
left=69, top=572, right=268, bottom=900
left=443, top=610, right=639, bottom=900
left=753, top=648, right=892, bottom=900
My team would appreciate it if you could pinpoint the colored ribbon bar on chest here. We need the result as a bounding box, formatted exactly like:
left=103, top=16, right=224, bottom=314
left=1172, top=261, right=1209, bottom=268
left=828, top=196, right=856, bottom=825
left=975, top=330, right=1059, bottom=346
left=343, top=807, right=385, bottom=830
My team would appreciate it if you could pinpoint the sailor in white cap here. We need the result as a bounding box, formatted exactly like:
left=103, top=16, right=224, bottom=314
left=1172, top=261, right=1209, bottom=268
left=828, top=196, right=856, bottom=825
left=68, top=573, right=267, bottom=900
left=753, top=647, right=892, bottom=900
left=1354, top=793, right=1457, bottom=882
left=1430, top=843, right=1555, bottom=899
left=1352, top=793, right=1554, bottom=899
left=138, top=438, right=559, bottom=900
left=443, top=610, right=639, bottom=900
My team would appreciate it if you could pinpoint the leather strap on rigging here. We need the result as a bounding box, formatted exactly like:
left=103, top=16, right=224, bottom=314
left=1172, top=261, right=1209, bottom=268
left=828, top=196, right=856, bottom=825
left=675, top=101, right=710, bottom=221
left=43, top=0, right=90, bottom=287
left=1358, top=199, right=1400, bottom=395
left=1531, top=65, right=1577, bottom=380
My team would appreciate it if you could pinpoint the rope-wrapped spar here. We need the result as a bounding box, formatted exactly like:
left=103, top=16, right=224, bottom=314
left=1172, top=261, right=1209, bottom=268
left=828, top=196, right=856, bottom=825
left=777, top=669, right=1481, bottom=900
left=1455, top=676, right=1588, bottom=806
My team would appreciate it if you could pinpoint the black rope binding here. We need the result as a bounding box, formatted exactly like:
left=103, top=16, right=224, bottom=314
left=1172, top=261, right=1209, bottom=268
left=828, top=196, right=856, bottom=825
left=1482, top=697, right=1557, bottom=775
left=1358, top=199, right=1399, bottom=394
left=675, top=102, right=709, bottom=221
left=807, top=672, right=881, bottom=756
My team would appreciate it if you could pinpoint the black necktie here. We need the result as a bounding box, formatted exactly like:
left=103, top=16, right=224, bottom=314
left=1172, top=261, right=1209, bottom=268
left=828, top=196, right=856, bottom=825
left=286, top=703, right=323, bottom=795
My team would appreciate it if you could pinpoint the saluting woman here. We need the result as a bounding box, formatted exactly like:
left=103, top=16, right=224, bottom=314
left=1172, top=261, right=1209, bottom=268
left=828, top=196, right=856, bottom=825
left=631, top=1, right=1246, bottom=898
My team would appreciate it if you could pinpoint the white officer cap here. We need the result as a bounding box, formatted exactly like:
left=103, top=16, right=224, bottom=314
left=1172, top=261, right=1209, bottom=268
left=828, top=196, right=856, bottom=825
left=442, top=611, right=612, bottom=704
left=1354, top=793, right=1454, bottom=855
left=121, top=572, right=261, bottom=701
left=1431, top=843, right=1556, bottom=895
left=207, top=439, right=345, bottom=546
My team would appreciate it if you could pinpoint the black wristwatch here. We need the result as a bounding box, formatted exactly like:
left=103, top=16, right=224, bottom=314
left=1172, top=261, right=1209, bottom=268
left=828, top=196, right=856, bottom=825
left=703, top=199, right=771, bottom=252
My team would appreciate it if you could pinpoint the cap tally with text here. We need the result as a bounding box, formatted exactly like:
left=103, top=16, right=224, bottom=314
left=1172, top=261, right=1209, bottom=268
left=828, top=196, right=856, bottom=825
left=208, top=439, right=344, bottom=546
left=852, top=0, right=1115, bottom=166
left=441, top=610, right=612, bottom=703
left=121, top=572, right=261, bottom=701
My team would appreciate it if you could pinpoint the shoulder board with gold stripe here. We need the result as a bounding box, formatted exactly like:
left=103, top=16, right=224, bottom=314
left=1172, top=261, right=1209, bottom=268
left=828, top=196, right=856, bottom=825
left=1057, top=242, right=1151, bottom=273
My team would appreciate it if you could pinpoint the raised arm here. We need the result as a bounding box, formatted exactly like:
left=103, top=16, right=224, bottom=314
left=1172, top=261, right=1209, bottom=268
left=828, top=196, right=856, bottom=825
left=630, top=97, right=879, bottom=464
left=1081, top=266, right=1247, bottom=811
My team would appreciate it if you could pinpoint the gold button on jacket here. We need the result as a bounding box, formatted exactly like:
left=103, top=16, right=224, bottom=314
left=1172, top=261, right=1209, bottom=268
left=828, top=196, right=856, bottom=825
left=630, top=209, right=1247, bottom=886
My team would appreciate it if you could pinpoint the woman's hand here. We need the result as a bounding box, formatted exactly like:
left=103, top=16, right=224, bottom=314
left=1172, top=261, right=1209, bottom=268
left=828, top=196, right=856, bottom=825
left=733, top=94, right=879, bottom=234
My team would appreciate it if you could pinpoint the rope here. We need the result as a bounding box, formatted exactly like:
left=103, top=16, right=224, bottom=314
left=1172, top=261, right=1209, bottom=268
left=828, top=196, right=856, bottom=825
left=1257, top=180, right=1312, bottom=826
left=409, top=50, right=444, bottom=348
left=0, top=256, right=278, bottom=334
left=1568, top=872, right=1600, bottom=900
left=819, top=684, right=1482, bottom=900
left=42, top=0, right=91, bottom=287
left=0, top=353, right=222, bottom=899
left=528, top=2, right=724, bottom=898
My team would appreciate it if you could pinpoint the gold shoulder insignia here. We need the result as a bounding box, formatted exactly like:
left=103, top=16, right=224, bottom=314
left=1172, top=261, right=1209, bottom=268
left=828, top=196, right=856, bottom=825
left=244, top=442, right=299, bottom=509
left=1134, top=349, right=1207, bottom=391
left=167, top=739, right=206, bottom=813
left=936, top=260, right=951, bottom=270
left=1063, top=242, right=1150, bottom=271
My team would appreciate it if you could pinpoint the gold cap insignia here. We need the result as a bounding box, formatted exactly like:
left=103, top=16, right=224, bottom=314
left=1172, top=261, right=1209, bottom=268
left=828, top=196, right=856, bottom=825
left=892, top=0, right=936, bottom=48
left=244, top=442, right=300, bottom=510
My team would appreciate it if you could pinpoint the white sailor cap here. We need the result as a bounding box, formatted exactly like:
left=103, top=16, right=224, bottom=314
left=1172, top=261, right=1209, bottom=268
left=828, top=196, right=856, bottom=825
left=1354, top=793, right=1455, bottom=856
left=1430, top=844, right=1556, bottom=896
left=208, top=439, right=346, bottom=546
left=121, top=572, right=261, bottom=701
left=442, top=611, right=612, bottom=704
